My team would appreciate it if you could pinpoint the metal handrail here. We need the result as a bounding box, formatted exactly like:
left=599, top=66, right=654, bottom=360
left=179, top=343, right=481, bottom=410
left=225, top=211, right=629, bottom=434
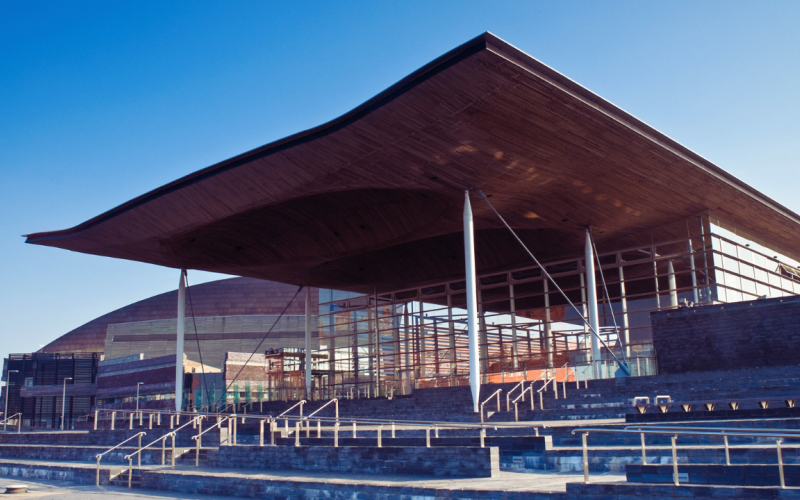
left=0, top=413, right=22, bottom=433
left=277, top=400, right=306, bottom=418
left=305, top=399, right=338, bottom=420
left=511, top=386, right=534, bottom=421
left=556, top=367, right=576, bottom=399
left=95, top=431, right=145, bottom=486
left=536, top=374, right=556, bottom=409
left=121, top=415, right=204, bottom=488
left=571, top=426, right=800, bottom=488
left=190, top=416, right=230, bottom=466
left=480, top=389, right=502, bottom=423
left=506, top=381, right=526, bottom=411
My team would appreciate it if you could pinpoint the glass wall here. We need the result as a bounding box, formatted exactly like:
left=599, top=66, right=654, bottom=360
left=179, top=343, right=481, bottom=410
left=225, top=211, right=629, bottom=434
left=308, top=215, right=800, bottom=399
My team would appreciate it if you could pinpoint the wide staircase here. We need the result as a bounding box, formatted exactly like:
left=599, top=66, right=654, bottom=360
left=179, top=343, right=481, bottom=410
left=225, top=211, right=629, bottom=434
left=2, top=364, right=800, bottom=498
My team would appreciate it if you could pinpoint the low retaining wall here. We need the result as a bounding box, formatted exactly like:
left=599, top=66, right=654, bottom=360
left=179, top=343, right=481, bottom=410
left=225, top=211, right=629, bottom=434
left=0, top=445, right=178, bottom=465
left=206, top=445, right=499, bottom=477
left=0, top=461, right=118, bottom=485
left=628, top=464, right=800, bottom=487
left=141, top=469, right=558, bottom=500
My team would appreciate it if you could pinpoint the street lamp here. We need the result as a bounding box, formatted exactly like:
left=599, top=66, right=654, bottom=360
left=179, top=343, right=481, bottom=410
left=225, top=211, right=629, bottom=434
left=3, top=370, right=18, bottom=432
left=136, top=382, right=144, bottom=413
left=60, top=377, right=73, bottom=431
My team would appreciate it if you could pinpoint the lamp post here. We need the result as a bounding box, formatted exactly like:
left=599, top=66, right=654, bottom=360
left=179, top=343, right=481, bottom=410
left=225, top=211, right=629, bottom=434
left=136, top=382, right=144, bottom=413
left=60, top=377, right=73, bottom=431
left=3, top=370, right=18, bottom=432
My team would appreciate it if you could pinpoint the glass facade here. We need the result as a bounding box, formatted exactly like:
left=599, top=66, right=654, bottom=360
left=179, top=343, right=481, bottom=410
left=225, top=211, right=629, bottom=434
left=304, top=214, right=800, bottom=399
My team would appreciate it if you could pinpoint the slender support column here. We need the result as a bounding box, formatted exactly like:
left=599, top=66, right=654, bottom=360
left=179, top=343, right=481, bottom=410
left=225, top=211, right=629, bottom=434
left=175, top=270, right=186, bottom=412
left=374, top=291, right=381, bottom=395
left=618, top=266, right=630, bottom=357
left=417, top=300, right=425, bottom=378
left=585, top=230, right=601, bottom=378
left=403, top=304, right=410, bottom=393
left=392, top=305, right=401, bottom=385
left=305, top=287, right=312, bottom=399
left=668, top=260, right=678, bottom=307
left=688, top=240, right=700, bottom=304
left=463, top=191, right=481, bottom=412
left=477, top=291, right=489, bottom=383
left=543, top=280, right=553, bottom=369
left=579, top=273, right=589, bottom=356
left=447, top=293, right=456, bottom=374
left=509, top=284, right=519, bottom=370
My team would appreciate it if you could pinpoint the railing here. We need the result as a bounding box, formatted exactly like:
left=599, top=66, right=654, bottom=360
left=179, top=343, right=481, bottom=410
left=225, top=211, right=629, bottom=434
left=121, top=415, right=204, bottom=488
left=95, top=431, right=145, bottom=486
left=302, top=399, right=338, bottom=438
left=505, top=380, right=526, bottom=412
left=0, top=413, right=22, bottom=433
left=511, top=386, right=534, bottom=422
left=572, top=426, right=800, bottom=488
left=536, top=374, right=556, bottom=409
left=480, top=389, right=502, bottom=423
left=94, top=408, right=200, bottom=430
left=190, top=416, right=231, bottom=466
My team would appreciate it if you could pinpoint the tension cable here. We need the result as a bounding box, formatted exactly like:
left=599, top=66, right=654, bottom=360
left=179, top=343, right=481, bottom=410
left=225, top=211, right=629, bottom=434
left=477, top=190, right=630, bottom=375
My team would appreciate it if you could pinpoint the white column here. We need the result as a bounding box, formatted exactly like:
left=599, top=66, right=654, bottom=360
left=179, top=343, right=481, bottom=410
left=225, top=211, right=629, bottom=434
left=668, top=260, right=679, bottom=307
left=463, top=191, right=481, bottom=412
left=509, top=284, right=518, bottom=370
left=619, top=266, right=631, bottom=357
left=175, top=270, right=186, bottom=412
left=305, top=287, right=312, bottom=398
left=585, top=230, right=601, bottom=378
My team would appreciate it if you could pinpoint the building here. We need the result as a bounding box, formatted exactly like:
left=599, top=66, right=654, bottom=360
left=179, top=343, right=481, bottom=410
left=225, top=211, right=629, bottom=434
left=22, top=33, right=800, bottom=411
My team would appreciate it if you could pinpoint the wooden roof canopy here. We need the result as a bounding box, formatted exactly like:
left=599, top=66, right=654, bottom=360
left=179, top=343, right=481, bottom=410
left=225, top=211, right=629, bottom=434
left=25, top=33, right=800, bottom=294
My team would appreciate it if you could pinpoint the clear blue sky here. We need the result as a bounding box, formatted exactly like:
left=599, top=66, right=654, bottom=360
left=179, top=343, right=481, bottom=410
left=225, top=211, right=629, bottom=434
left=1, top=1, right=799, bottom=359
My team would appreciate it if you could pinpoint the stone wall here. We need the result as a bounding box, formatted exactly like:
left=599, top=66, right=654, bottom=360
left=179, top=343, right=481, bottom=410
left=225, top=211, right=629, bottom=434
left=205, top=445, right=499, bottom=478
left=651, top=295, right=800, bottom=374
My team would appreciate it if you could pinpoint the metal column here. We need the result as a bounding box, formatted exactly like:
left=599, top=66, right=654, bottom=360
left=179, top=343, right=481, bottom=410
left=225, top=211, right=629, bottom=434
left=618, top=266, right=631, bottom=357
left=584, top=231, right=601, bottom=378
left=509, top=283, right=519, bottom=370
left=463, top=191, right=481, bottom=413
left=175, top=270, right=186, bottom=412
left=305, top=287, right=312, bottom=399
left=668, top=260, right=679, bottom=307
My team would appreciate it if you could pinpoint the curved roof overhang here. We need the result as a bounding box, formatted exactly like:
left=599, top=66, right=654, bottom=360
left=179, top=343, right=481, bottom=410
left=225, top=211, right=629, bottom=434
left=25, top=33, right=800, bottom=294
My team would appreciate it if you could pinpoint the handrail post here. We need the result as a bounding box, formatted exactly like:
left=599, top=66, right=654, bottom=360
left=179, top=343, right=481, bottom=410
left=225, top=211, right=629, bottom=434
left=480, top=428, right=485, bottom=448
left=435, top=425, right=439, bottom=438
left=306, top=418, right=310, bottom=438
left=777, top=438, right=785, bottom=489
left=127, top=457, right=132, bottom=489
left=640, top=433, right=646, bottom=464
left=317, top=420, right=321, bottom=438
left=129, top=412, right=133, bottom=430
left=270, top=419, right=275, bottom=446
left=582, top=432, right=589, bottom=484
left=137, top=433, right=142, bottom=468
left=139, top=411, right=143, bottom=428
left=94, top=410, right=98, bottom=430
left=514, top=402, right=518, bottom=422
left=149, top=414, right=153, bottom=430
left=671, top=435, right=678, bottom=486
left=233, top=415, right=237, bottom=445
left=170, top=415, right=174, bottom=430
left=157, top=413, right=161, bottom=426
left=391, top=423, right=395, bottom=438
left=171, top=433, right=175, bottom=469
left=195, top=431, right=201, bottom=467
left=197, top=417, right=202, bottom=448
left=334, top=422, right=339, bottom=447
left=426, top=428, right=430, bottom=448
left=352, top=421, right=357, bottom=438
left=723, top=435, right=730, bottom=465
left=259, top=419, right=264, bottom=447
left=335, top=399, right=339, bottom=419
left=161, top=436, right=166, bottom=465
left=496, top=391, right=501, bottom=412
left=111, top=411, right=116, bottom=430
left=480, top=402, right=485, bottom=423
left=377, top=426, right=382, bottom=448
left=295, top=421, right=301, bottom=447
left=96, top=457, right=101, bottom=486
